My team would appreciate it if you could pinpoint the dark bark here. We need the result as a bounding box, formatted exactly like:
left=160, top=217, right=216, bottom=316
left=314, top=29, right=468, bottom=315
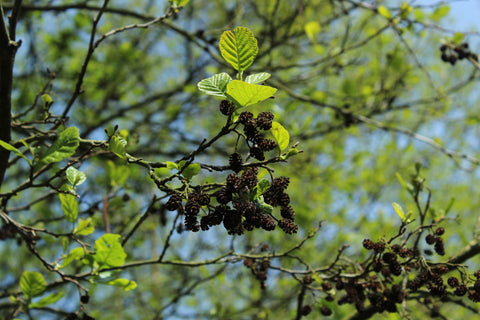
left=0, top=3, right=21, bottom=189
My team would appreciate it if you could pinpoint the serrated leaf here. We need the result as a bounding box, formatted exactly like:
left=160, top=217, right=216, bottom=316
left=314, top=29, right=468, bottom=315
left=245, top=73, right=271, bottom=84
left=305, top=21, right=321, bottom=41
left=197, top=73, right=232, bottom=97
left=392, top=202, right=405, bottom=221
left=104, top=278, right=137, bottom=291
left=0, top=139, right=32, bottom=165
left=94, top=234, right=126, bottom=268
left=29, top=292, right=64, bottom=308
left=40, top=127, right=79, bottom=164
left=74, top=218, right=95, bottom=235
left=219, top=27, right=258, bottom=72
left=270, top=121, right=289, bottom=151
left=20, top=271, right=47, bottom=298
left=59, top=193, right=78, bottom=223
left=182, top=163, right=201, bottom=180
left=66, top=166, right=86, bottom=187
left=109, top=135, right=127, bottom=159
left=61, top=247, right=86, bottom=269
left=378, top=5, right=392, bottom=19
left=226, top=80, right=277, bottom=107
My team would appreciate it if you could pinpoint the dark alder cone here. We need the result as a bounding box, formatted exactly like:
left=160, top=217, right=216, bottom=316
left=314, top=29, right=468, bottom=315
left=80, top=294, right=90, bottom=304
left=301, top=305, right=312, bottom=316
left=229, top=152, right=243, bottom=172
left=261, top=214, right=276, bottom=231
left=219, top=100, right=233, bottom=115
left=250, top=146, right=265, bottom=161
left=197, top=193, right=210, bottom=206
left=455, top=284, right=467, bottom=296
left=434, top=237, right=445, bottom=256
left=256, top=111, right=274, bottom=130
left=320, top=306, right=333, bottom=316
left=258, top=138, right=277, bottom=151
left=373, top=242, right=385, bottom=253
left=278, top=218, right=298, bottom=234
left=226, top=173, right=241, bottom=192
left=216, top=187, right=232, bottom=204
left=447, top=277, right=459, bottom=287
left=363, top=239, right=374, bottom=250
left=165, top=193, right=183, bottom=211
left=240, top=167, right=258, bottom=190
left=238, top=111, right=254, bottom=125
left=280, top=205, right=295, bottom=219
left=185, top=201, right=201, bottom=216
left=426, top=234, right=436, bottom=245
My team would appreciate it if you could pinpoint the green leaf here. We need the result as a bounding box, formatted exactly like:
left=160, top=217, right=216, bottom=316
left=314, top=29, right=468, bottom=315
left=219, top=27, right=258, bottom=72
left=61, top=247, right=86, bottom=269
left=452, top=32, right=465, bottom=45
left=104, top=278, right=137, bottom=291
left=94, top=234, right=127, bottom=268
left=182, top=163, right=201, bottom=180
left=254, top=179, right=271, bottom=200
left=166, top=161, right=178, bottom=170
left=29, top=292, right=64, bottom=308
left=20, top=271, right=47, bottom=298
left=197, top=73, right=232, bottom=97
left=0, top=139, right=32, bottom=165
left=378, top=5, right=392, bottom=19
left=59, top=192, right=78, bottom=223
left=270, top=121, right=289, bottom=151
left=304, top=21, right=321, bottom=41
left=392, top=202, right=405, bottom=221
left=109, top=135, right=127, bottom=159
left=244, top=72, right=271, bottom=84
left=431, top=6, right=449, bottom=21
left=41, top=94, right=53, bottom=109
left=66, top=166, right=86, bottom=187
left=40, top=127, right=79, bottom=164
left=74, top=218, right=95, bottom=235
left=226, top=80, right=277, bottom=107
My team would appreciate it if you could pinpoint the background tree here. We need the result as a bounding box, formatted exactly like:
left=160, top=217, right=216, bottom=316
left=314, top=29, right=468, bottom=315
left=1, top=0, right=480, bottom=319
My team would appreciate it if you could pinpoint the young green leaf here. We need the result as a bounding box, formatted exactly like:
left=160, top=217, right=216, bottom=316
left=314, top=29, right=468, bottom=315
left=29, top=292, right=64, bottom=308
left=60, top=247, right=86, bottom=269
left=378, top=5, right=392, bottom=19
left=20, top=271, right=47, bottom=298
left=270, top=121, right=289, bottom=151
left=392, top=202, right=405, bottom=221
left=304, top=21, right=321, bottom=41
left=197, top=72, right=232, bottom=97
left=94, top=234, right=127, bottom=268
left=0, top=139, right=32, bottom=165
left=245, top=72, right=271, bottom=84
left=59, top=193, right=78, bottom=223
left=39, top=127, right=80, bottom=164
left=104, top=278, right=137, bottom=291
left=219, top=27, right=258, bottom=72
left=66, top=166, right=86, bottom=187
left=226, top=80, right=277, bottom=107
left=74, top=218, right=95, bottom=236
left=182, top=163, right=201, bottom=180
left=109, top=135, right=127, bottom=159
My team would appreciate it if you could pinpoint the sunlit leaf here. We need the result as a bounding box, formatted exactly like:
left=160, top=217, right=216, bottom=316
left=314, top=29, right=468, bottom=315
left=219, top=27, right=258, bottom=72
left=197, top=72, right=232, bottom=97
left=226, top=80, right=277, bottom=107
left=20, top=271, right=47, bottom=298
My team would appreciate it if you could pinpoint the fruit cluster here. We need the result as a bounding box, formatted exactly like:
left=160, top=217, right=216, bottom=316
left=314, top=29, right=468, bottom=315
left=440, top=42, right=478, bottom=65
